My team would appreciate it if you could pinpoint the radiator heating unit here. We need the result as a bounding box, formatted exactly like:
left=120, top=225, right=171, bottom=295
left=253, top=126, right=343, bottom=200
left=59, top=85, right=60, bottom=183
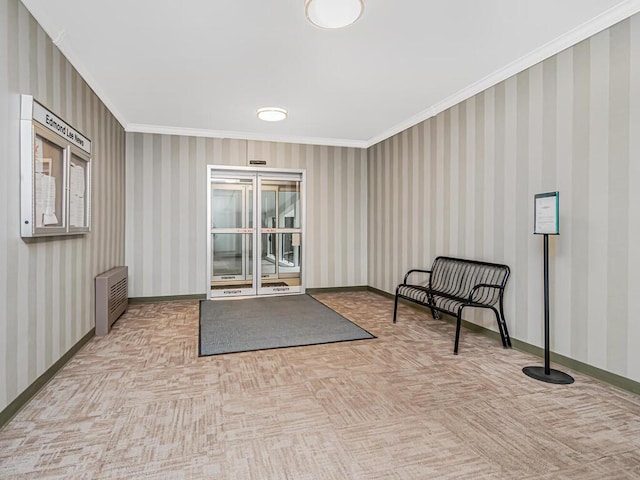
left=95, top=266, right=128, bottom=335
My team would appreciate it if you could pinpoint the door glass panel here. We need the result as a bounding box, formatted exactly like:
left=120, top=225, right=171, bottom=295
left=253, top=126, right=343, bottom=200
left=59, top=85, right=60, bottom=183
left=212, top=188, right=243, bottom=229
left=260, top=233, right=277, bottom=277
left=261, top=232, right=301, bottom=289
left=261, top=190, right=277, bottom=228
left=247, top=188, right=254, bottom=228
left=247, top=235, right=253, bottom=278
left=211, top=233, right=253, bottom=287
left=278, top=186, right=300, bottom=228
left=212, top=233, right=243, bottom=277
left=246, top=187, right=254, bottom=279
left=279, top=233, right=301, bottom=273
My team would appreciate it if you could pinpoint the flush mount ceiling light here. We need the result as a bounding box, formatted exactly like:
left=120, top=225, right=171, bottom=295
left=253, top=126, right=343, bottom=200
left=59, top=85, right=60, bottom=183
left=305, top=0, right=364, bottom=29
left=257, top=107, right=288, bottom=122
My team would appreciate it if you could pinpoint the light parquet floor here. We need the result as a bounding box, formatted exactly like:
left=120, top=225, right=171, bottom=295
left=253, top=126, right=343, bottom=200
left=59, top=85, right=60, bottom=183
left=1, top=291, right=640, bottom=479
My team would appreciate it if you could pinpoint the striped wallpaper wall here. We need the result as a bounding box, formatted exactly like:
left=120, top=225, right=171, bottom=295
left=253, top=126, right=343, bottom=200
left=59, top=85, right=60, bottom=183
left=368, top=15, right=640, bottom=382
left=125, top=136, right=368, bottom=296
left=0, top=0, right=126, bottom=412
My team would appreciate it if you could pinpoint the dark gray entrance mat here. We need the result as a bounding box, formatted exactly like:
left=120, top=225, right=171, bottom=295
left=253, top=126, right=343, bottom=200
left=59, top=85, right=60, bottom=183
left=199, top=294, right=376, bottom=356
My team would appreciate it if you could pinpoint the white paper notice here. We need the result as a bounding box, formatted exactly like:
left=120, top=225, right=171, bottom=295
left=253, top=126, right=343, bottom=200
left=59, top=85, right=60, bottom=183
left=535, top=195, right=558, bottom=234
left=35, top=173, right=58, bottom=227
left=69, top=163, right=86, bottom=227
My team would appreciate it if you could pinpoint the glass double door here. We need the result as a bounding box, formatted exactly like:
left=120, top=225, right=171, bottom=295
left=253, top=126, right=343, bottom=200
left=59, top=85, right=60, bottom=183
left=208, top=168, right=303, bottom=298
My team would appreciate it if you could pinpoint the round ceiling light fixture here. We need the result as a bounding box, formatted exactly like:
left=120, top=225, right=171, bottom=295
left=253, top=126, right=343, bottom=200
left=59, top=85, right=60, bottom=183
left=257, top=107, right=288, bottom=122
left=305, top=0, right=364, bottom=29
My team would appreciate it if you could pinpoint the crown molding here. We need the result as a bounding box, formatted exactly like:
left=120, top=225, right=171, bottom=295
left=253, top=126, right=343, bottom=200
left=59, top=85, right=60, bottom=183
left=125, top=124, right=369, bottom=149
left=366, top=0, right=640, bottom=148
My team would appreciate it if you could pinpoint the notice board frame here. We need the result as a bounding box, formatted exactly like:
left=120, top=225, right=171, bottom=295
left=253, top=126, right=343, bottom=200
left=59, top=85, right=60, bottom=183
left=20, top=95, right=92, bottom=238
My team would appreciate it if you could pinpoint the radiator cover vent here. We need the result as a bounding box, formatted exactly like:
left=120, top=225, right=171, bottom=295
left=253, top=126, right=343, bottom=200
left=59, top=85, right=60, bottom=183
left=95, top=266, right=128, bottom=336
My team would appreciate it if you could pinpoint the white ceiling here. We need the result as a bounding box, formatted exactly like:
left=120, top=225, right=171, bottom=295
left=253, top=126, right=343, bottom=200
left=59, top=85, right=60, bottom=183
left=20, top=0, right=640, bottom=148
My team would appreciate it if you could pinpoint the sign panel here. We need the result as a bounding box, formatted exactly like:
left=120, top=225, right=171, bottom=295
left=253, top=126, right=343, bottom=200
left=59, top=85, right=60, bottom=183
left=534, top=192, right=559, bottom=235
left=33, top=101, right=92, bottom=154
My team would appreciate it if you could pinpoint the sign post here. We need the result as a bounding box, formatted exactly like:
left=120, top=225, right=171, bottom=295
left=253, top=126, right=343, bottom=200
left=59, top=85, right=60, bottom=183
left=523, top=192, right=574, bottom=384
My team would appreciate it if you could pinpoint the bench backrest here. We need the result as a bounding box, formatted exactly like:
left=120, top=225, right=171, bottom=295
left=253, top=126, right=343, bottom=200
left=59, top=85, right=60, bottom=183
left=430, top=257, right=509, bottom=305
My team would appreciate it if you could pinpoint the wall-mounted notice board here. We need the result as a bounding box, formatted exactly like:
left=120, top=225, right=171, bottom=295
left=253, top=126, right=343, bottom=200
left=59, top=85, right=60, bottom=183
left=20, top=95, right=92, bottom=237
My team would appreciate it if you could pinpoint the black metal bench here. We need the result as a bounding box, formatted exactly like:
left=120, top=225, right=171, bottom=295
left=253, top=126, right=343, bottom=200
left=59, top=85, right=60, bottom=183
left=393, top=256, right=511, bottom=354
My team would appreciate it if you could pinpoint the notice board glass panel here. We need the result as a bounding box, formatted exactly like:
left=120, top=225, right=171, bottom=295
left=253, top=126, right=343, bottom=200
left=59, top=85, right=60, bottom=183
left=68, top=152, right=90, bottom=231
left=33, top=133, right=65, bottom=229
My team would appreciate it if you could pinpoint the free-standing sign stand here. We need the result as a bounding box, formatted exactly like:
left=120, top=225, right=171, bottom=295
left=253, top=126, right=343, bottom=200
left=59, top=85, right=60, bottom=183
left=523, top=192, right=575, bottom=385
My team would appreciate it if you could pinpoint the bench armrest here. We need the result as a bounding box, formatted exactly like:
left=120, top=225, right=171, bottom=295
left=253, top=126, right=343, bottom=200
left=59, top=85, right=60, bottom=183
left=402, top=269, right=432, bottom=285
left=467, top=283, right=504, bottom=303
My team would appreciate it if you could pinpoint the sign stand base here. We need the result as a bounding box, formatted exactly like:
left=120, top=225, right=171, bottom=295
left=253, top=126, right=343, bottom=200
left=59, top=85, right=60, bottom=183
left=522, top=366, right=574, bottom=384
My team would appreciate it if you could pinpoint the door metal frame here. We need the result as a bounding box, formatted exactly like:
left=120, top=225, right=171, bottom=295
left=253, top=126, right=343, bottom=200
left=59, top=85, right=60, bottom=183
left=258, top=184, right=279, bottom=280
left=207, top=165, right=306, bottom=299
left=209, top=182, right=253, bottom=283
left=208, top=173, right=256, bottom=297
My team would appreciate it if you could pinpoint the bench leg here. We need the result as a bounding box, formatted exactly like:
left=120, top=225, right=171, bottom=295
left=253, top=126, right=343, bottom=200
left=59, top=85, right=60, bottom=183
left=393, top=288, right=399, bottom=324
left=499, top=302, right=511, bottom=348
left=427, top=293, right=440, bottom=320
left=491, top=307, right=508, bottom=348
left=454, top=306, right=465, bottom=355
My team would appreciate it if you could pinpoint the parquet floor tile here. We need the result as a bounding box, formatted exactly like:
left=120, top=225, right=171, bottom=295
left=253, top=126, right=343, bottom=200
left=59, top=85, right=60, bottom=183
left=0, top=291, right=639, bottom=479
